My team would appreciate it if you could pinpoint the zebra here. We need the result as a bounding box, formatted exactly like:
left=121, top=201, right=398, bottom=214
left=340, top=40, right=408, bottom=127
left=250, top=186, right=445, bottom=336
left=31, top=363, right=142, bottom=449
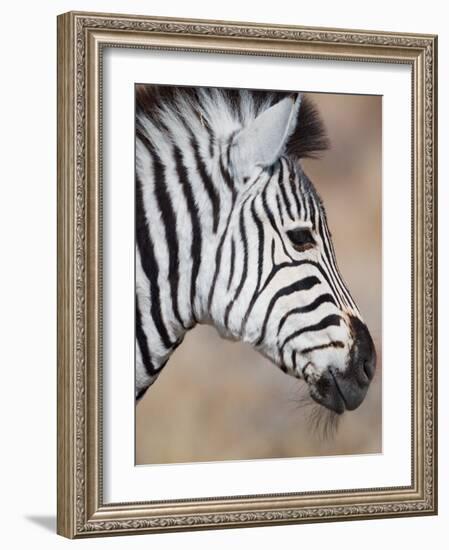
left=135, top=84, right=376, bottom=416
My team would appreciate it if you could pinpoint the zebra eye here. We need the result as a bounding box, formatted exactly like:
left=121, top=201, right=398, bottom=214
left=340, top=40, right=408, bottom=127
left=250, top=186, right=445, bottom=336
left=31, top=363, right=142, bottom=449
left=287, top=228, right=315, bottom=251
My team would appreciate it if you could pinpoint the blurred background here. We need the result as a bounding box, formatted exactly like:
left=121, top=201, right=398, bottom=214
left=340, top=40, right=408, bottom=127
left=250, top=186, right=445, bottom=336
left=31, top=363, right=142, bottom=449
left=136, top=91, right=382, bottom=465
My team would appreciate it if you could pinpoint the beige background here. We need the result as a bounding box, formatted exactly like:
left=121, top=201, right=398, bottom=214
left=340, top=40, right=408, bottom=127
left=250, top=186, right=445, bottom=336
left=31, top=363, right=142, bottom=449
left=136, top=91, right=382, bottom=465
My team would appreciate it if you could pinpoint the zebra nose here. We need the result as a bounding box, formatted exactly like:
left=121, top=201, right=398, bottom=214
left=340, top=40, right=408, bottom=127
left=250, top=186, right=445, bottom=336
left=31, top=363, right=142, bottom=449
left=322, top=317, right=376, bottom=412
left=347, top=316, right=376, bottom=387
left=309, top=319, right=376, bottom=414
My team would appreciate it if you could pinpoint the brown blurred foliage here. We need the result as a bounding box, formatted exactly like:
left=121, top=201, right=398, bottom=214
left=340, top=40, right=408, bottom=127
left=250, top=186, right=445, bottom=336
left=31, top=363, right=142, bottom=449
left=136, top=92, right=382, bottom=465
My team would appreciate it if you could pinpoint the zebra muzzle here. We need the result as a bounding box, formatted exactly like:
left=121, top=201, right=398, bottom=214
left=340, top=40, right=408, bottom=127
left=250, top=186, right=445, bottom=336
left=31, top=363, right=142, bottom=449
left=308, top=318, right=376, bottom=414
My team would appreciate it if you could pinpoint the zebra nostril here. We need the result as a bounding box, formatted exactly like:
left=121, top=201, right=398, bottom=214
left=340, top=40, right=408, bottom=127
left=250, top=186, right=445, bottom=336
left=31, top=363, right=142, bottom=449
left=348, top=315, right=376, bottom=386
left=362, top=357, right=375, bottom=382
left=362, top=361, right=370, bottom=381
left=355, top=361, right=371, bottom=387
left=352, top=356, right=375, bottom=388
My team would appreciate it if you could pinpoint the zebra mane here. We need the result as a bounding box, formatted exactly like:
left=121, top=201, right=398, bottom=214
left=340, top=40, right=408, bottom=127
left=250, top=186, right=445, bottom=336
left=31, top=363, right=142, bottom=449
left=135, top=84, right=329, bottom=160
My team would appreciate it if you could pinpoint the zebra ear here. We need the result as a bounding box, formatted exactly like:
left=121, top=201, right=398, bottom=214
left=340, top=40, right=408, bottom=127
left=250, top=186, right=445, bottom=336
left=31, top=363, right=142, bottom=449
left=231, top=94, right=301, bottom=181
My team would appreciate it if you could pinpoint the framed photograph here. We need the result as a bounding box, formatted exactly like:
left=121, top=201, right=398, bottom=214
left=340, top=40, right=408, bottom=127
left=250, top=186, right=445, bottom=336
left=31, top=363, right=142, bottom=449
left=57, top=11, right=438, bottom=538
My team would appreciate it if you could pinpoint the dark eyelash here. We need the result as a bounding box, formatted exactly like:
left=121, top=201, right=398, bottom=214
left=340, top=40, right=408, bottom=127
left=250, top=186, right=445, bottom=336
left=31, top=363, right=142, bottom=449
left=286, top=228, right=315, bottom=251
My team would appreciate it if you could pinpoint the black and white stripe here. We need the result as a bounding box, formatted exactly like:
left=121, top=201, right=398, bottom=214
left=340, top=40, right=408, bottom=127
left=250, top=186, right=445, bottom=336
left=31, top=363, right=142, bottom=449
left=135, top=85, right=368, bottom=405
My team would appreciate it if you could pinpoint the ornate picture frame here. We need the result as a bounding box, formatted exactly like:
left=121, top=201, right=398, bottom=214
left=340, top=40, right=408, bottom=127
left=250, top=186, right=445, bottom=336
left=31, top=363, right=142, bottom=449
left=57, top=11, right=437, bottom=538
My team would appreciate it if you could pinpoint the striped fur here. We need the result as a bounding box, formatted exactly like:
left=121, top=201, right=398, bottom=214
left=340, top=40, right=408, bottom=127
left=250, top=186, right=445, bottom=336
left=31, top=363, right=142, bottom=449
left=135, top=85, right=375, bottom=414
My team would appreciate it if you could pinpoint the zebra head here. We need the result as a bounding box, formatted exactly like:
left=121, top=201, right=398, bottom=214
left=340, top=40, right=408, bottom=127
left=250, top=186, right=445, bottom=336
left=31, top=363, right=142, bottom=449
left=208, top=93, right=376, bottom=415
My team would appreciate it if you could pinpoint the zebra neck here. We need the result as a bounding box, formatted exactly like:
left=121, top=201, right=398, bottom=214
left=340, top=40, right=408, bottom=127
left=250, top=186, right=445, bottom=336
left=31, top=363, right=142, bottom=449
left=136, top=114, right=237, bottom=376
